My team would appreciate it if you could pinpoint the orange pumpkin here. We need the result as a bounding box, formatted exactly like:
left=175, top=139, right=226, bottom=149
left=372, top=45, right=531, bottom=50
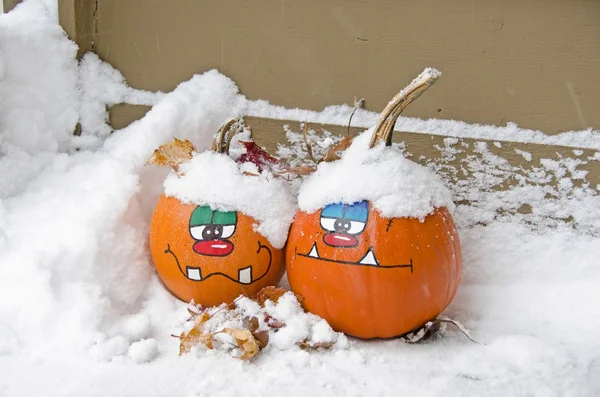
left=286, top=69, right=462, bottom=338
left=148, top=120, right=286, bottom=306
left=286, top=202, right=461, bottom=338
left=150, top=195, right=285, bottom=307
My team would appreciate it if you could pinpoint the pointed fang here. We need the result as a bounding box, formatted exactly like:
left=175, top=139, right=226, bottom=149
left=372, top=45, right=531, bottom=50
left=359, top=250, right=379, bottom=266
left=308, top=243, right=319, bottom=258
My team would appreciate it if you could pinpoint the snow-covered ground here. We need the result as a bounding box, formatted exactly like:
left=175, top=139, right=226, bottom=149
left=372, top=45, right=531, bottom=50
left=1, top=1, right=599, bottom=396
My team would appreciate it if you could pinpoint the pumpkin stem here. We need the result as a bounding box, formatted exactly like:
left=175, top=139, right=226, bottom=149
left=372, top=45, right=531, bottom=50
left=368, top=68, right=441, bottom=148
left=211, top=118, right=246, bottom=154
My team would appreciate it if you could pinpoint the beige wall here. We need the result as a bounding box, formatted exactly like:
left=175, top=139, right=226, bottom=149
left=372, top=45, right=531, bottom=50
left=80, top=0, right=600, bottom=134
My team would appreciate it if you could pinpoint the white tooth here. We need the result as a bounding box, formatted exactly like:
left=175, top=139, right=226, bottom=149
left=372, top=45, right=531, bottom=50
left=238, top=266, right=252, bottom=284
left=308, top=243, right=319, bottom=258
left=187, top=267, right=202, bottom=280
left=359, top=250, right=379, bottom=266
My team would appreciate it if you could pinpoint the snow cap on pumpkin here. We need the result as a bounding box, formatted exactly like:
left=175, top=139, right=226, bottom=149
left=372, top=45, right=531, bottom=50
left=297, top=130, right=454, bottom=220
left=163, top=151, right=296, bottom=249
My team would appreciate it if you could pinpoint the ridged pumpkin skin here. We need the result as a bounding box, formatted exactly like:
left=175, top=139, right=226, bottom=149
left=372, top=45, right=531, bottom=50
left=286, top=202, right=461, bottom=339
left=150, top=194, right=285, bottom=307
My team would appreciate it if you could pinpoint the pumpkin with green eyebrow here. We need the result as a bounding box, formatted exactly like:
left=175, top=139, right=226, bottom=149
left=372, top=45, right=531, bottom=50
left=148, top=122, right=286, bottom=307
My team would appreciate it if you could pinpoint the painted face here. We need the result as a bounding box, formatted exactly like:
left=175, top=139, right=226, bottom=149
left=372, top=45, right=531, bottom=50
left=298, top=201, right=413, bottom=270
left=150, top=195, right=285, bottom=307
left=285, top=201, right=462, bottom=339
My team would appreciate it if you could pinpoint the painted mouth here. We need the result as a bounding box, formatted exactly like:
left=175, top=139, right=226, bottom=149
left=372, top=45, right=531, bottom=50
left=164, top=243, right=272, bottom=284
left=299, top=243, right=413, bottom=272
left=186, top=265, right=253, bottom=284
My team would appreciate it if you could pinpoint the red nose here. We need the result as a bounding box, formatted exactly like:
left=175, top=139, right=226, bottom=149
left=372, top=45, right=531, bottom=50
left=323, top=233, right=358, bottom=247
left=193, top=240, right=234, bottom=256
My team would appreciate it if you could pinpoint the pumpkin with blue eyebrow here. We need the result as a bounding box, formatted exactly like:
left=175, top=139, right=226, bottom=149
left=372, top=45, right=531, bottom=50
left=285, top=70, right=462, bottom=339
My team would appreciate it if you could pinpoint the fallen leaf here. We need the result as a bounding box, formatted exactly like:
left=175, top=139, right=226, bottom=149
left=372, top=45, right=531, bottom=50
left=179, top=327, right=214, bottom=355
left=146, top=138, right=197, bottom=174
left=321, top=135, right=353, bottom=162
left=256, top=286, right=288, bottom=306
left=252, top=330, right=269, bottom=349
left=242, top=316, right=260, bottom=333
left=264, top=314, right=286, bottom=329
left=236, top=141, right=284, bottom=173
left=282, top=166, right=317, bottom=176
left=220, top=328, right=260, bottom=360
left=297, top=340, right=335, bottom=351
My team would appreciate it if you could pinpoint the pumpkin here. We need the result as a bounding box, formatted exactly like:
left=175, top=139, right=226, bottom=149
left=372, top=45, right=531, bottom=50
left=285, top=69, right=462, bottom=339
left=148, top=121, right=288, bottom=307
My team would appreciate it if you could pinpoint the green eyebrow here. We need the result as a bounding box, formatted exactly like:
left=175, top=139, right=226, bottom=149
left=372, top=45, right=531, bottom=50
left=190, top=206, right=237, bottom=226
left=190, top=206, right=214, bottom=226
left=212, top=210, right=237, bottom=225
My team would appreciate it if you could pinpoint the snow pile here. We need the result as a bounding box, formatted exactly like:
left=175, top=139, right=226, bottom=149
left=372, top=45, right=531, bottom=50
left=0, top=0, right=78, bottom=154
left=179, top=292, right=347, bottom=358
left=298, top=130, right=454, bottom=219
left=77, top=53, right=164, bottom=149
left=164, top=151, right=295, bottom=249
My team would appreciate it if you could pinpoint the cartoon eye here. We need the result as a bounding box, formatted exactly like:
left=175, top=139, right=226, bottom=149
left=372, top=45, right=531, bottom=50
left=221, top=225, right=235, bottom=238
left=347, top=220, right=366, bottom=235
left=190, top=225, right=207, bottom=240
left=320, top=217, right=337, bottom=232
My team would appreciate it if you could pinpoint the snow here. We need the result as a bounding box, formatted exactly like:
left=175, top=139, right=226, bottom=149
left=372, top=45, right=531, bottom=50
left=297, top=129, right=454, bottom=219
left=0, top=1, right=599, bottom=396
left=164, top=151, right=296, bottom=249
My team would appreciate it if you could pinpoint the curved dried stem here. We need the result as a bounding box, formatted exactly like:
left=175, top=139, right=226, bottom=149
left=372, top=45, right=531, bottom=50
left=369, top=68, right=441, bottom=148
left=212, top=118, right=245, bottom=154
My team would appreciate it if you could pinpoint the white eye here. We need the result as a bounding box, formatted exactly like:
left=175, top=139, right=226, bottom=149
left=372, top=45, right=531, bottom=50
left=190, top=225, right=206, bottom=240
left=320, top=217, right=336, bottom=232
left=347, top=221, right=366, bottom=235
left=221, top=225, right=236, bottom=238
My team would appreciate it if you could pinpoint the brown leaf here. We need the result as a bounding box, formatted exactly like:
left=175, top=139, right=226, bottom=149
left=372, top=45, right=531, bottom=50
left=321, top=135, right=353, bottom=163
left=256, top=286, right=289, bottom=307
left=252, top=330, right=269, bottom=349
left=283, top=166, right=317, bottom=176
left=264, top=314, right=286, bottom=329
left=242, top=316, right=260, bottom=333
left=179, top=327, right=214, bottom=355
left=220, top=328, right=260, bottom=360
left=146, top=138, right=197, bottom=174
left=297, top=340, right=335, bottom=351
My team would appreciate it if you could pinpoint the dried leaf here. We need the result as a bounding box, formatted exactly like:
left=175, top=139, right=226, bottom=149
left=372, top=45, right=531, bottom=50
left=242, top=316, right=260, bottom=333
left=146, top=138, right=196, bottom=174
left=179, top=327, right=214, bottom=355
left=220, top=328, right=260, bottom=360
left=354, top=97, right=365, bottom=109
left=399, top=321, right=442, bottom=344
left=282, top=166, right=317, bottom=176
left=297, top=340, right=335, bottom=351
left=193, top=311, right=211, bottom=326
left=256, top=286, right=288, bottom=306
left=252, top=330, right=269, bottom=349
left=321, top=135, right=353, bottom=163
left=264, top=314, right=285, bottom=329
left=399, top=316, right=481, bottom=344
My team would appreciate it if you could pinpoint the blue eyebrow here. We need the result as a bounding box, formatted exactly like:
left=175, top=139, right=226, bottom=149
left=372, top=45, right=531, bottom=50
left=343, top=200, right=369, bottom=222
left=321, top=203, right=345, bottom=218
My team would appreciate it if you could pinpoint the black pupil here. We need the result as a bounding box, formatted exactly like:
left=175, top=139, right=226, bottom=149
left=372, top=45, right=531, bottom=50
left=334, top=218, right=351, bottom=233
left=202, top=225, right=223, bottom=240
